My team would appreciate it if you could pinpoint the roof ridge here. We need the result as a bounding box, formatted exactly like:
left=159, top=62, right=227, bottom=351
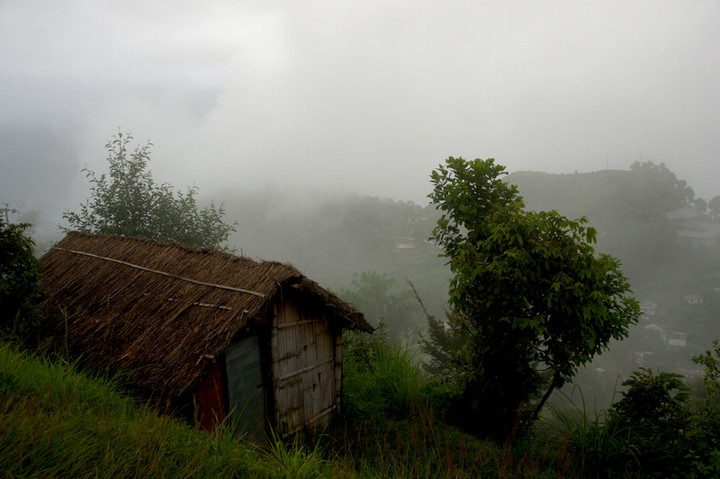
left=53, top=246, right=266, bottom=297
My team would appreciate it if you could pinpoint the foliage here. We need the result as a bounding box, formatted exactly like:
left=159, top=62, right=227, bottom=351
left=341, top=272, right=424, bottom=339
left=2, top=337, right=576, bottom=479
left=0, top=218, right=43, bottom=344
left=63, top=130, right=235, bottom=250
left=339, top=332, right=570, bottom=477
left=694, top=197, right=708, bottom=214
left=420, top=310, right=465, bottom=378
left=630, top=160, right=696, bottom=210
left=429, top=156, right=520, bottom=258
left=342, top=327, right=425, bottom=422
left=426, top=157, right=640, bottom=440
left=709, top=196, right=720, bottom=218
left=693, top=340, right=720, bottom=415
left=610, top=368, right=690, bottom=430
left=249, top=428, right=329, bottom=479
left=553, top=365, right=720, bottom=478
left=545, top=365, right=720, bottom=478
left=0, top=342, right=256, bottom=478
left=542, top=388, right=629, bottom=478
left=605, top=368, right=692, bottom=477
left=690, top=341, right=720, bottom=475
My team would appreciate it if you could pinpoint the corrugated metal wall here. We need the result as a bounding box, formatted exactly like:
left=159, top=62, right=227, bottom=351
left=225, top=335, right=266, bottom=439
left=271, top=300, right=340, bottom=434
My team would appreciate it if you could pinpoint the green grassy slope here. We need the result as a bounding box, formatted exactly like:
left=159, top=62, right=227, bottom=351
left=1, top=340, right=578, bottom=478
left=0, top=342, right=346, bottom=478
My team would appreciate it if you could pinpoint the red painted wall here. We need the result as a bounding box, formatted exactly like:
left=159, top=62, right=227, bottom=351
left=195, top=359, right=225, bottom=432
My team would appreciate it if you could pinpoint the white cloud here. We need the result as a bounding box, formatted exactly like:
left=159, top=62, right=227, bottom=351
left=1, top=0, right=719, bottom=213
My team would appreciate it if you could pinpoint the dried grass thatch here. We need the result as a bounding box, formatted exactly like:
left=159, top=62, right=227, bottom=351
left=40, top=232, right=371, bottom=403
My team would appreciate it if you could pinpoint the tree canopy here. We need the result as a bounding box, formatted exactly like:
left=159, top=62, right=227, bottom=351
left=0, top=218, right=43, bottom=343
left=63, top=131, right=235, bottom=250
left=629, top=160, right=696, bottom=211
left=426, top=157, right=640, bottom=439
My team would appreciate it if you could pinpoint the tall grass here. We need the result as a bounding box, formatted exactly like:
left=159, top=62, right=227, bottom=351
left=1, top=336, right=593, bottom=478
left=243, top=426, right=333, bottom=479
left=342, top=331, right=425, bottom=421
left=0, top=341, right=343, bottom=478
left=337, top=333, right=570, bottom=477
left=539, top=387, right=635, bottom=478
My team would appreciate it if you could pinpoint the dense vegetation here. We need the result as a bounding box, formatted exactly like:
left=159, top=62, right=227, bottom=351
left=2, top=327, right=718, bottom=477
left=0, top=339, right=569, bottom=477
left=0, top=218, right=43, bottom=345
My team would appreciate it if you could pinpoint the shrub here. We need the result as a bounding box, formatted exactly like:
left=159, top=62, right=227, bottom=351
left=606, top=368, right=692, bottom=477
left=342, top=327, right=425, bottom=422
left=688, top=342, right=720, bottom=476
left=0, top=219, right=43, bottom=345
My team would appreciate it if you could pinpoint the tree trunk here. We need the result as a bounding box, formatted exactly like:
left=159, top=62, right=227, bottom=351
left=531, top=377, right=559, bottom=424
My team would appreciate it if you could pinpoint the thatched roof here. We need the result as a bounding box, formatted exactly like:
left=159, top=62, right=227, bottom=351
left=40, top=232, right=372, bottom=402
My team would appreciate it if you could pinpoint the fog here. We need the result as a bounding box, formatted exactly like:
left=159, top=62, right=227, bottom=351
left=1, top=0, right=719, bottom=232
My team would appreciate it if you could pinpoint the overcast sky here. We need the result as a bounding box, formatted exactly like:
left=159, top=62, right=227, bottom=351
left=1, top=0, right=719, bottom=233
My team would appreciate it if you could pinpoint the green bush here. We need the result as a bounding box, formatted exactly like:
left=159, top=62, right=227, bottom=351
left=545, top=365, right=720, bottom=478
left=0, top=219, right=43, bottom=345
left=688, top=342, right=720, bottom=476
left=606, top=368, right=692, bottom=477
left=342, top=328, right=425, bottom=422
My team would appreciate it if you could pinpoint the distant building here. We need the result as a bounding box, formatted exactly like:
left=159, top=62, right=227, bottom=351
left=644, top=323, right=687, bottom=348
left=667, top=331, right=687, bottom=348
left=666, top=207, right=720, bottom=247
left=684, top=294, right=703, bottom=305
left=639, top=300, right=657, bottom=321
left=645, top=323, right=667, bottom=343
left=666, top=207, right=699, bottom=222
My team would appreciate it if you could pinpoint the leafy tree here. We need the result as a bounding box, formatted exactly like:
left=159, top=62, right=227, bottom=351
left=63, top=131, right=235, bottom=250
left=709, top=196, right=720, bottom=218
left=341, top=272, right=423, bottom=339
left=0, top=218, right=43, bottom=344
left=630, top=160, right=695, bottom=210
left=421, top=311, right=465, bottom=379
left=694, top=197, right=708, bottom=214
left=426, top=157, right=640, bottom=439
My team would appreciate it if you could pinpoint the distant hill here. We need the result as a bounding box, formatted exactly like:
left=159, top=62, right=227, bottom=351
left=219, top=186, right=450, bottom=322
left=216, top=166, right=720, bottom=352
left=508, top=167, right=698, bottom=217
left=507, top=169, right=707, bottom=286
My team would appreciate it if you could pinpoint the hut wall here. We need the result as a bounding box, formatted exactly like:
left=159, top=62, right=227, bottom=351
left=271, top=299, right=338, bottom=434
left=333, top=331, right=342, bottom=411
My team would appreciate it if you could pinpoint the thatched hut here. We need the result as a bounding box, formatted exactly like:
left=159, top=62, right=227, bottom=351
left=39, top=232, right=373, bottom=437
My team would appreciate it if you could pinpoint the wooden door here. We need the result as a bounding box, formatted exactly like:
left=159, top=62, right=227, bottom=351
left=271, top=300, right=339, bottom=434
